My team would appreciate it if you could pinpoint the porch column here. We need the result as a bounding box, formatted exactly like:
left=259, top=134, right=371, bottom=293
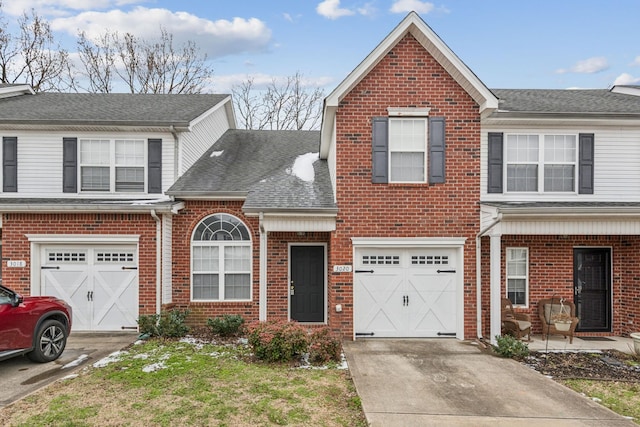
left=490, top=232, right=502, bottom=345
left=259, top=214, right=267, bottom=321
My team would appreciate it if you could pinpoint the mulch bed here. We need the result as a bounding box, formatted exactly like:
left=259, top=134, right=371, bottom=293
left=524, top=350, right=640, bottom=381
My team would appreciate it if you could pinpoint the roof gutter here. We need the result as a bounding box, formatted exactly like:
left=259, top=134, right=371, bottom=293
left=0, top=202, right=181, bottom=214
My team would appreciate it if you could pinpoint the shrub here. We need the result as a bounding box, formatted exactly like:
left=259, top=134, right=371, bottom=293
left=491, top=334, right=529, bottom=359
left=247, top=319, right=309, bottom=362
left=207, top=314, right=245, bottom=337
left=308, top=327, right=342, bottom=365
left=138, top=309, right=190, bottom=338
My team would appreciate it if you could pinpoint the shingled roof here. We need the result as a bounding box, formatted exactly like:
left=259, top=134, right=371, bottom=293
left=492, top=89, right=640, bottom=115
left=167, top=129, right=336, bottom=212
left=0, top=92, right=230, bottom=127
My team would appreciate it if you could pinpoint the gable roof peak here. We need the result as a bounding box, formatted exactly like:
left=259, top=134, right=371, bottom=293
left=320, top=11, right=498, bottom=157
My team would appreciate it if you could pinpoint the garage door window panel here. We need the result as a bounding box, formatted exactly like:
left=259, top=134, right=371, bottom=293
left=191, top=214, right=251, bottom=301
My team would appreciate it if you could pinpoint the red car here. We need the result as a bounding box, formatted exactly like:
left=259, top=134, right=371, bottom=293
left=0, top=284, right=72, bottom=363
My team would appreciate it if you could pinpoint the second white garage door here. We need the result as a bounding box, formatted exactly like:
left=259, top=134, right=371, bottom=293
left=354, top=247, right=458, bottom=338
left=41, top=245, right=139, bottom=331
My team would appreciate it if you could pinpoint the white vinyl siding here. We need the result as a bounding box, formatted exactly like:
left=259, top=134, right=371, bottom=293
left=179, top=101, right=233, bottom=176
left=481, top=126, right=640, bottom=202
left=2, top=130, right=173, bottom=198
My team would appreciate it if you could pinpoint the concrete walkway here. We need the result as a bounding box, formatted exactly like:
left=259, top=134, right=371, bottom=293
left=343, top=339, right=636, bottom=426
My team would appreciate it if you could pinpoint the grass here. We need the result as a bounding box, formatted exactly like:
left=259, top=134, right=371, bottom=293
left=0, top=338, right=367, bottom=427
left=562, top=379, right=640, bottom=424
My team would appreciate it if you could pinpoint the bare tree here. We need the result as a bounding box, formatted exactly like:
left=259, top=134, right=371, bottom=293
left=0, top=4, right=70, bottom=92
left=74, top=27, right=214, bottom=94
left=75, top=30, right=117, bottom=93
left=233, top=72, right=324, bottom=130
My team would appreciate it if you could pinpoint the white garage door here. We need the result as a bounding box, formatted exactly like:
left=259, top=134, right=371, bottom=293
left=354, top=248, right=457, bottom=338
left=41, top=245, right=139, bottom=331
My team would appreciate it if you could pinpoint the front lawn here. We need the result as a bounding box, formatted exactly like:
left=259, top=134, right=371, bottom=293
left=0, top=338, right=367, bottom=427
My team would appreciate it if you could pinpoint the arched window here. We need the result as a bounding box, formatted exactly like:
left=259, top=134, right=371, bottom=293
left=191, top=214, right=251, bottom=301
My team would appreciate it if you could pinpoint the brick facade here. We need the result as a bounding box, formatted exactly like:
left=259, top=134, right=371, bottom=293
left=1, top=212, right=157, bottom=314
left=480, top=235, right=640, bottom=338
left=169, top=200, right=330, bottom=327
left=329, top=34, right=481, bottom=339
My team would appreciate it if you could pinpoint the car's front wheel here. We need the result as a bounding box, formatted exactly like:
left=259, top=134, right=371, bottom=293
left=27, top=319, right=68, bottom=363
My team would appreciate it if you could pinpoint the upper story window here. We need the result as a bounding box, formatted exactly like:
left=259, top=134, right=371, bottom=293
left=506, top=134, right=576, bottom=193
left=389, top=118, right=427, bottom=183
left=80, top=139, right=145, bottom=192
left=191, top=214, right=252, bottom=302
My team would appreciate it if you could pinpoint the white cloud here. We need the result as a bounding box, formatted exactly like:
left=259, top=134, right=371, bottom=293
left=2, top=0, right=142, bottom=16
left=632, top=56, right=640, bottom=66
left=613, top=73, right=640, bottom=85
left=316, top=0, right=355, bottom=19
left=556, top=56, right=609, bottom=74
left=390, top=0, right=435, bottom=14
left=49, top=7, right=272, bottom=59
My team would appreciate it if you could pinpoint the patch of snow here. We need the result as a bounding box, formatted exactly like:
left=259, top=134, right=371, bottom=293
left=142, top=362, right=167, bottom=373
left=93, top=350, right=127, bottom=368
left=62, top=354, right=89, bottom=369
left=133, top=340, right=145, bottom=345
left=133, top=353, right=150, bottom=360
left=209, top=351, right=226, bottom=358
left=60, top=374, right=78, bottom=380
left=210, top=150, right=224, bottom=157
left=237, top=337, right=248, bottom=345
left=179, top=336, right=210, bottom=350
left=289, top=152, right=318, bottom=182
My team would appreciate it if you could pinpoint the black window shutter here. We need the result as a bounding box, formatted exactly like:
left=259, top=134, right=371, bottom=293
left=62, top=137, right=77, bottom=193
left=487, top=132, right=504, bottom=193
left=428, top=117, right=446, bottom=184
left=3, top=136, right=17, bottom=192
left=148, top=138, right=162, bottom=193
left=578, top=133, right=594, bottom=194
left=371, top=117, right=388, bottom=183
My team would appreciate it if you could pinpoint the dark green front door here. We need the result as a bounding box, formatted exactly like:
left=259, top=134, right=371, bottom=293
left=574, top=248, right=611, bottom=332
left=290, top=245, right=324, bottom=322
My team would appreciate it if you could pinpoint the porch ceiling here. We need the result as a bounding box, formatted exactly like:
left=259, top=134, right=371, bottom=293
left=481, top=202, right=640, bottom=235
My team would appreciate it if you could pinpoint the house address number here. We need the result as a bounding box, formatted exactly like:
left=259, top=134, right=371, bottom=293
left=333, top=265, right=352, bottom=273
left=7, top=260, right=26, bottom=268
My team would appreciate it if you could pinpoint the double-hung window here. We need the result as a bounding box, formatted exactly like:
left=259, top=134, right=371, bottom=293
left=506, top=248, right=528, bottom=306
left=389, top=118, right=427, bottom=183
left=191, top=214, right=252, bottom=301
left=80, top=138, right=145, bottom=192
left=506, top=134, right=576, bottom=192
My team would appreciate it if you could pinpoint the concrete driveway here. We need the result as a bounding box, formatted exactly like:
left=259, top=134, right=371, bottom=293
left=343, top=339, right=635, bottom=426
left=0, top=332, right=137, bottom=409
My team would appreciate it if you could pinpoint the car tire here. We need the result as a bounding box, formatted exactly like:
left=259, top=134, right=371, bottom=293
left=27, top=319, right=68, bottom=363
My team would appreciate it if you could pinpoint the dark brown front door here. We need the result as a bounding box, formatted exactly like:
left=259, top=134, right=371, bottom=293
left=290, top=245, right=325, bottom=322
left=574, top=248, right=611, bottom=332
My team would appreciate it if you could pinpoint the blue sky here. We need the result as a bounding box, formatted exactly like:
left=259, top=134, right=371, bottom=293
left=4, top=0, right=640, bottom=93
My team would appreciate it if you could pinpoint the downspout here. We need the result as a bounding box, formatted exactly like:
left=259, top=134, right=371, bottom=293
left=475, top=214, right=502, bottom=339
left=151, top=209, right=162, bottom=315
left=259, top=213, right=267, bottom=321
left=170, top=125, right=180, bottom=180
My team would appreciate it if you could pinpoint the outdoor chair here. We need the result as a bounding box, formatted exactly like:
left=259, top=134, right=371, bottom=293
left=538, top=297, right=579, bottom=344
left=501, top=297, right=532, bottom=341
